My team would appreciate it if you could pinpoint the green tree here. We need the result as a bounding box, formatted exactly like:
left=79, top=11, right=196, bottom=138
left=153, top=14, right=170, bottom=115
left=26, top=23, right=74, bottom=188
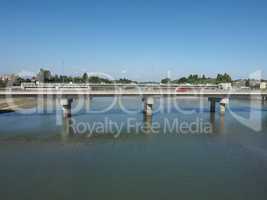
left=216, top=73, right=232, bottom=83
left=116, top=78, right=136, bottom=84
left=82, top=73, right=89, bottom=82
left=161, top=78, right=171, bottom=84
left=178, top=77, right=187, bottom=83
left=89, top=76, right=102, bottom=83
left=0, top=80, right=7, bottom=87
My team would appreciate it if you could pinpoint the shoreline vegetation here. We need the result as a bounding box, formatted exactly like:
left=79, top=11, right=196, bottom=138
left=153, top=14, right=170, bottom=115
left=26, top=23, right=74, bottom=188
left=0, top=68, right=240, bottom=87
left=0, top=69, right=265, bottom=113
left=160, top=73, right=232, bottom=84
left=1, top=68, right=267, bottom=88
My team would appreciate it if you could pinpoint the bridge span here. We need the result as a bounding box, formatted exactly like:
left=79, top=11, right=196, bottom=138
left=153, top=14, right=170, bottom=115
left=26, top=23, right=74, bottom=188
left=0, top=88, right=267, bottom=117
left=1, top=88, right=267, bottom=97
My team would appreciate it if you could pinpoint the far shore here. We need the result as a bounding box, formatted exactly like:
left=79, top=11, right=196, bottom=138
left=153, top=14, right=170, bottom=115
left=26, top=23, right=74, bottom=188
left=0, top=98, right=37, bottom=113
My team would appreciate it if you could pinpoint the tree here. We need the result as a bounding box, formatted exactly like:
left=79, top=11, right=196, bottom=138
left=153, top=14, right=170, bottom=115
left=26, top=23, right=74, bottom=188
left=116, top=78, right=136, bottom=84
left=82, top=73, right=88, bottom=82
left=0, top=80, right=7, bottom=88
left=216, top=73, right=232, bottom=83
left=161, top=78, right=171, bottom=84
left=54, top=74, right=59, bottom=82
left=187, top=74, right=199, bottom=84
left=178, top=77, right=187, bottom=83
left=223, top=73, right=232, bottom=82
left=83, top=75, right=113, bottom=84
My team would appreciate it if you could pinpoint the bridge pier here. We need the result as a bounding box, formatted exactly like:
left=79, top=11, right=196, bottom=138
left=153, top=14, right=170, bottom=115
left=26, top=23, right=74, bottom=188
left=208, top=97, right=229, bottom=115
left=143, top=96, right=154, bottom=115
left=219, top=98, right=229, bottom=115
left=60, top=98, right=73, bottom=117
left=209, top=97, right=216, bottom=113
left=220, top=103, right=226, bottom=114
left=84, top=95, right=92, bottom=112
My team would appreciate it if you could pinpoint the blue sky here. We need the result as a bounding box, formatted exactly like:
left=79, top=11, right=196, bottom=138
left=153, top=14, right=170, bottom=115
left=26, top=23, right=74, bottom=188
left=1, top=0, right=267, bottom=81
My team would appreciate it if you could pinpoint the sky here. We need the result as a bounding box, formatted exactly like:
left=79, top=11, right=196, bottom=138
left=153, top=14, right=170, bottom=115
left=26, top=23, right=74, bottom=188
left=0, top=0, right=267, bottom=81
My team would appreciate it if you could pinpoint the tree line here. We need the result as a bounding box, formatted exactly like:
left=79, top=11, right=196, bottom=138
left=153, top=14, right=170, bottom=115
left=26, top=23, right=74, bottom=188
left=161, top=73, right=232, bottom=84
left=0, top=70, right=240, bottom=88
left=36, top=69, right=137, bottom=84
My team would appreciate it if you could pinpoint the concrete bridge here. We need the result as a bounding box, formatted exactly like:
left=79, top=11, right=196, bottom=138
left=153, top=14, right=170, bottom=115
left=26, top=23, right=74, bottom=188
left=0, top=86, right=267, bottom=117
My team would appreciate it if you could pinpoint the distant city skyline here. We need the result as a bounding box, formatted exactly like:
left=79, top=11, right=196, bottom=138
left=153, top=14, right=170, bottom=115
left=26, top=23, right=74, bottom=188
left=1, top=0, right=267, bottom=81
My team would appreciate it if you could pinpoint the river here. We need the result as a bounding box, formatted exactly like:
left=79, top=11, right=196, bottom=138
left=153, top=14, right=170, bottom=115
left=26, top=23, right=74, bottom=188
left=0, top=97, right=267, bottom=200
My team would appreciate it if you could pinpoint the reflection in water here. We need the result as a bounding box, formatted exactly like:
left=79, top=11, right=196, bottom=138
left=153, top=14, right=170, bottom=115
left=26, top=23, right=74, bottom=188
left=85, top=96, right=91, bottom=112
left=262, top=96, right=267, bottom=105
left=220, top=114, right=225, bottom=133
left=209, top=113, right=225, bottom=134
left=61, top=116, right=74, bottom=141
left=210, top=113, right=216, bottom=132
left=143, top=114, right=152, bottom=133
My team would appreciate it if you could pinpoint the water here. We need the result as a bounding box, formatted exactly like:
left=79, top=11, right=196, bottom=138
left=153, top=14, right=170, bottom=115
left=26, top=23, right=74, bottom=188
left=0, top=97, right=267, bottom=200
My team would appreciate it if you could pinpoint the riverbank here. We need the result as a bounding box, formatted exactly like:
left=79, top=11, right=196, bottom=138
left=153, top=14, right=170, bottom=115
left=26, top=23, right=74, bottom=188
left=0, top=98, right=36, bottom=113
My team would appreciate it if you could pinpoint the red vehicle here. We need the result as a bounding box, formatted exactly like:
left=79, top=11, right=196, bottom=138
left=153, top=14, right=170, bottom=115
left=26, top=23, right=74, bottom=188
left=175, top=87, right=193, bottom=92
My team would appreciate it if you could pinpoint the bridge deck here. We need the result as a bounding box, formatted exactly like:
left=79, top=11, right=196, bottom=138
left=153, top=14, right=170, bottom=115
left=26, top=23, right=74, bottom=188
left=0, top=89, right=266, bottom=98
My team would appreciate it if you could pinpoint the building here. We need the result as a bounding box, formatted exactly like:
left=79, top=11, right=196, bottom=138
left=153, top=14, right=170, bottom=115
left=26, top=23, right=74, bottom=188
left=260, top=82, right=267, bottom=89
left=248, top=79, right=261, bottom=89
left=232, top=79, right=247, bottom=88
left=0, top=74, right=18, bottom=82
left=218, top=83, right=232, bottom=90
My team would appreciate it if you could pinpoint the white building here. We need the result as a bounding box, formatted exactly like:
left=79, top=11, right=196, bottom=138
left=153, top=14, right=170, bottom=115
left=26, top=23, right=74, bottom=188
left=0, top=74, right=14, bottom=81
left=218, top=83, right=232, bottom=90
left=260, top=82, right=267, bottom=89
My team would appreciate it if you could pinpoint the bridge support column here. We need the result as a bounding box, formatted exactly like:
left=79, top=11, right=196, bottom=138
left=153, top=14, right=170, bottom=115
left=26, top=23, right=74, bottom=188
left=209, top=97, right=229, bottom=114
left=143, top=96, right=154, bottom=115
left=220, top=103, right=226, bottom=115
left=84, top=95, right=91, bottom=112
left=219, top=98, right=229, bottom=115
left=60, top=98, right=73, bottom=118
left=209, top=97, right=216, bottom=113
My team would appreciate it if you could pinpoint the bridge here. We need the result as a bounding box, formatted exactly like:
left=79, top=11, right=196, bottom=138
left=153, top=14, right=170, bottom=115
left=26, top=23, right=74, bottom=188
left=0, top=89, right=266, bottom=97
left=0, top=83, right=267, bottom=117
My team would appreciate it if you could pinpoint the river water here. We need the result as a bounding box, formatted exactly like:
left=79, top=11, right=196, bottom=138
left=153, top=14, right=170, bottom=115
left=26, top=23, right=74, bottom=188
left=0, top=97, right=267, bottom=200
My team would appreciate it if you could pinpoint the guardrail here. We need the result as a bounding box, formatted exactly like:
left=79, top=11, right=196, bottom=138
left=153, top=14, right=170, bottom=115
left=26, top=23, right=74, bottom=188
left=20, top=82, right=219, bottom=89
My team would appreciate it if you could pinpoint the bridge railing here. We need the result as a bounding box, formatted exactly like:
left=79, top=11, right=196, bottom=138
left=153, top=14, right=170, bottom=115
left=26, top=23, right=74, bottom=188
left=20, top=82, right=219, bottom=90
